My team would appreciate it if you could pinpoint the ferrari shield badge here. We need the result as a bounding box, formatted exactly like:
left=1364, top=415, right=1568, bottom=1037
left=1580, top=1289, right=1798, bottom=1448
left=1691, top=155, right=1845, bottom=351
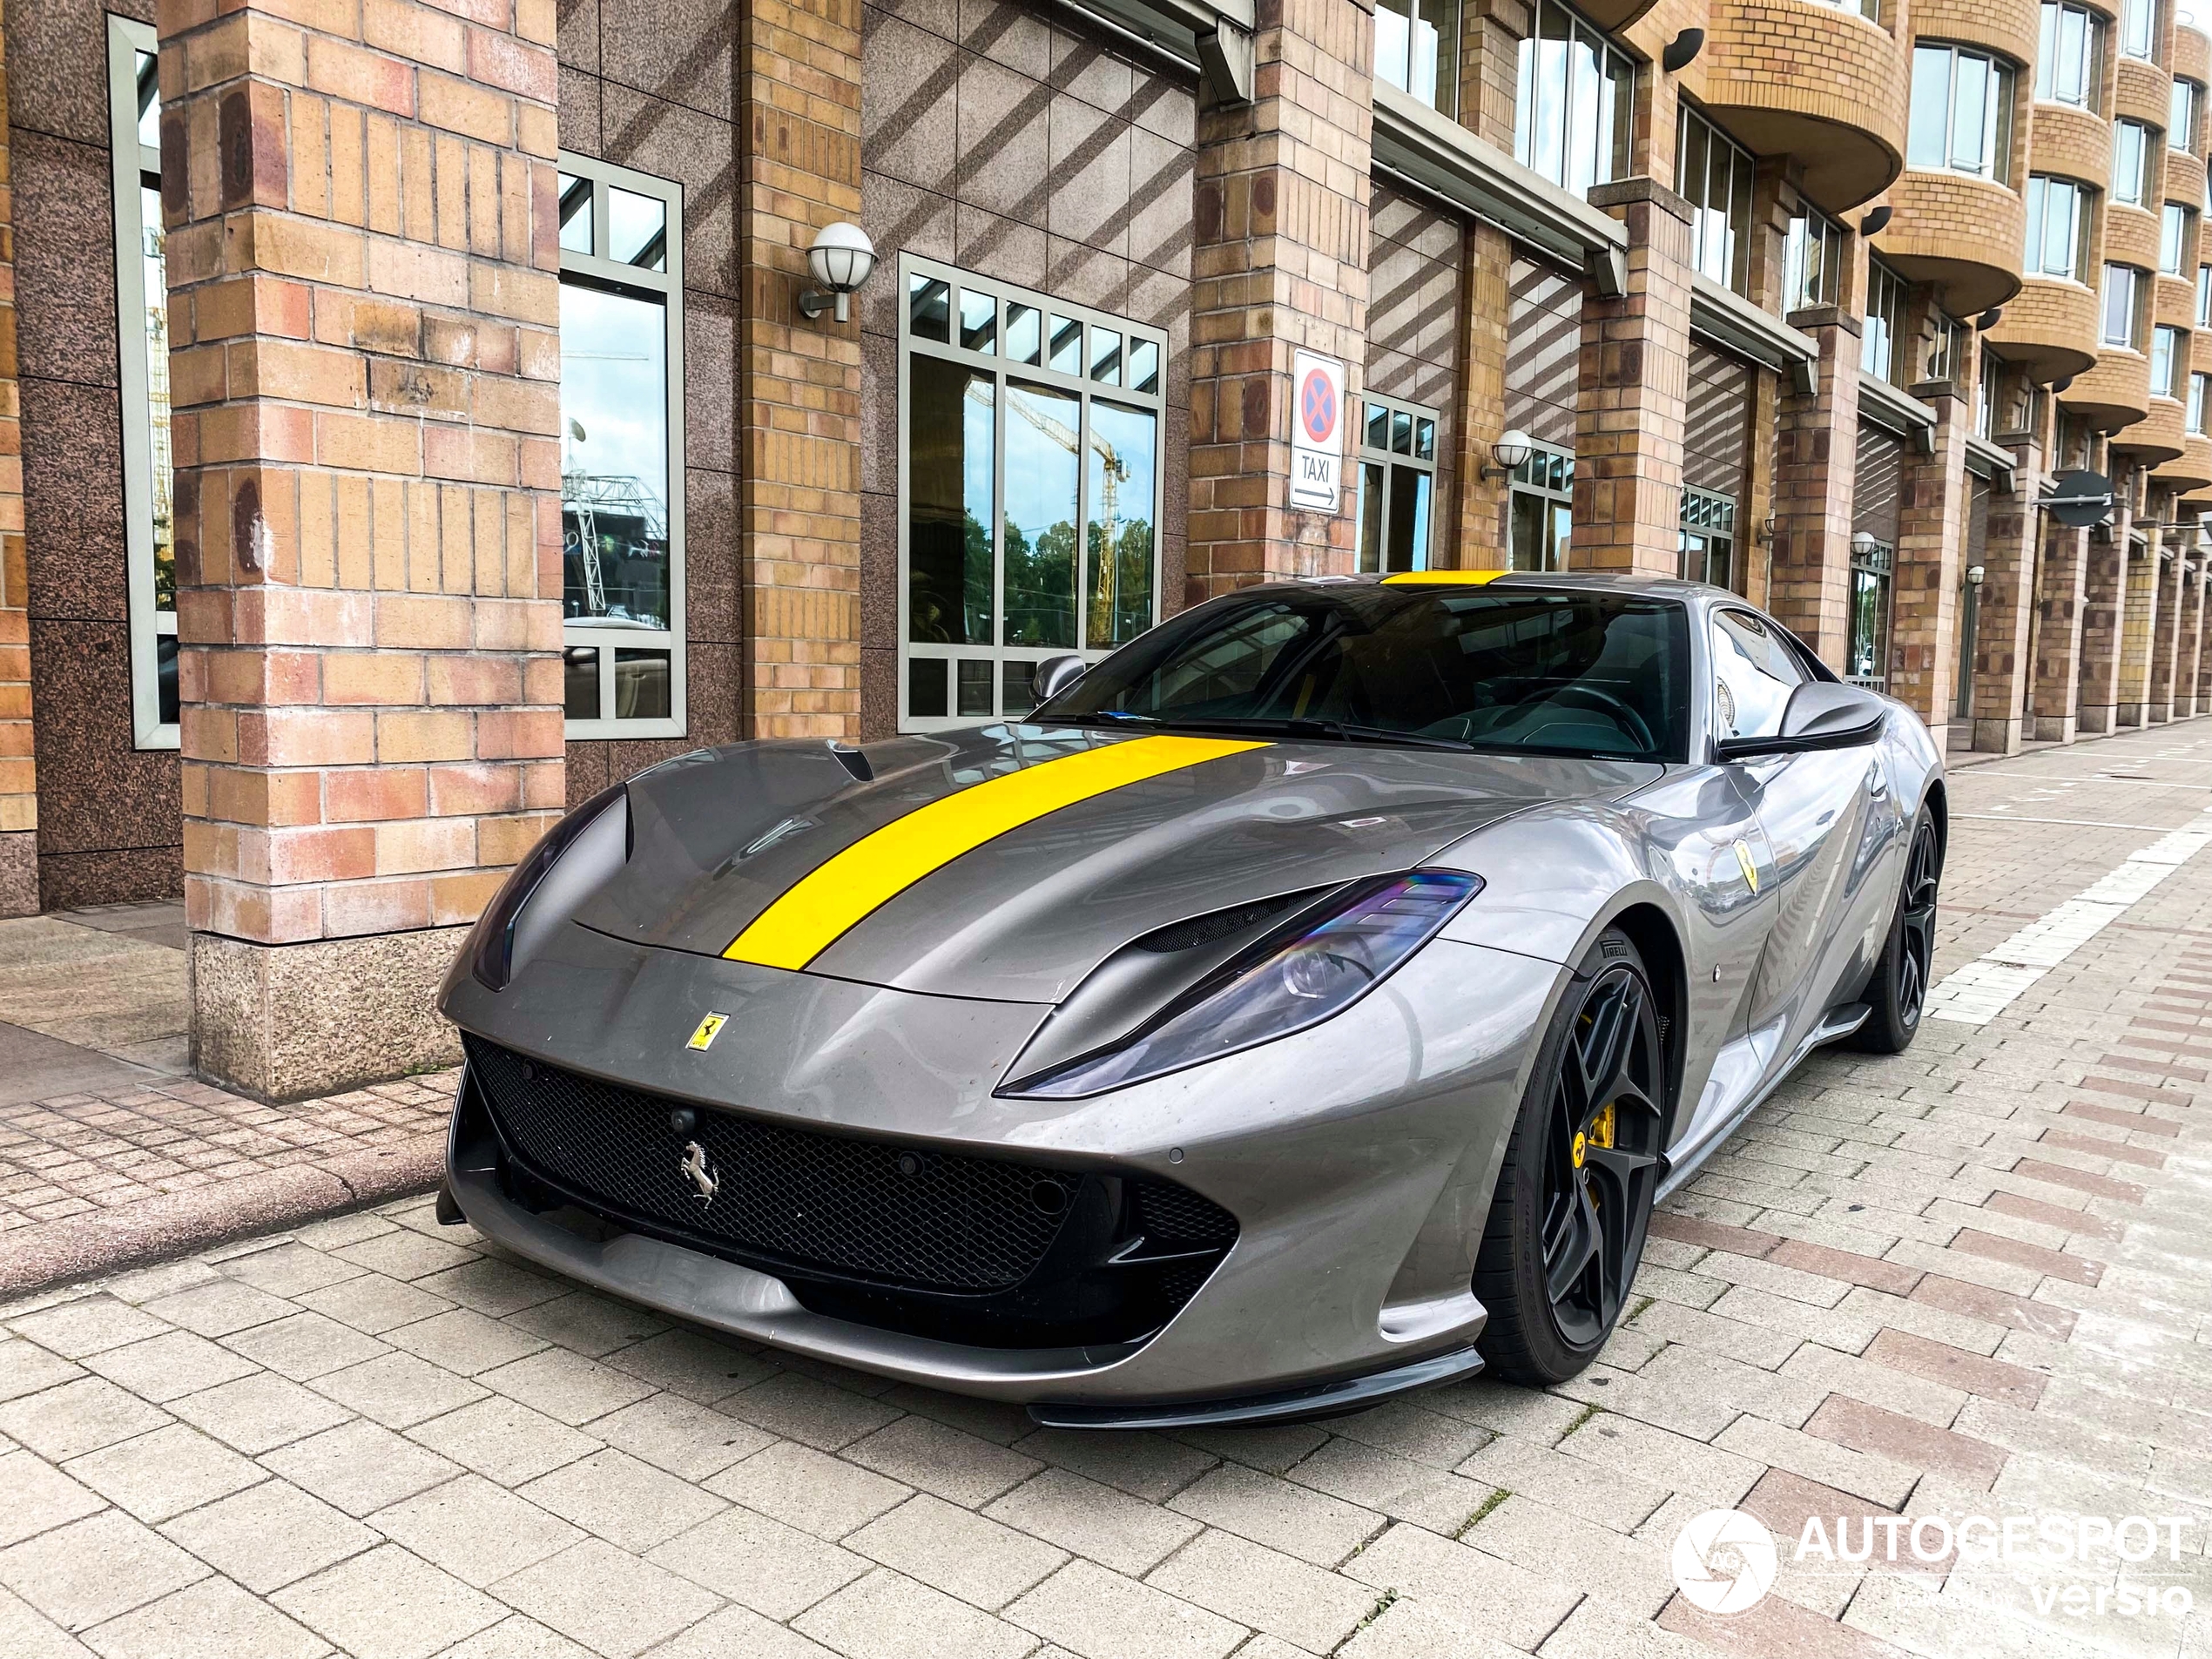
left=686, top=1012, right=729, bottom=1052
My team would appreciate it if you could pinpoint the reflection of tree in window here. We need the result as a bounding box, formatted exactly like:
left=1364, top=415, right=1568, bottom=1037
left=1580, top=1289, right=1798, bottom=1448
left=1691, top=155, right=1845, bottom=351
left=1087, top=401, right=1156, bottom=647
left=1003, top=381, right=1078, bottom=649
left=559, top=283, right=671, bottom=631
left=906, top=356, right=995, bottom=646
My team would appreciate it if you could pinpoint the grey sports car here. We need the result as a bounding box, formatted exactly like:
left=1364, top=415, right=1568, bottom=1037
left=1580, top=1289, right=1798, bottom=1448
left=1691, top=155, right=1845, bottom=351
left=437, top=572, right=1944, bottom=1426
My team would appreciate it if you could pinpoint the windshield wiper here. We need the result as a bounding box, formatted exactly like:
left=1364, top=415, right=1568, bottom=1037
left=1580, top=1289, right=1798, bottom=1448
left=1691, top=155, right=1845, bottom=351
left=1122, top=715, right=1477, bottom=752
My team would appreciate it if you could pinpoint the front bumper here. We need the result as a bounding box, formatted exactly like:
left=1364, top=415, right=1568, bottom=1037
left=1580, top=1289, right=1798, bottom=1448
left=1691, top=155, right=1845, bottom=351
left=442, top=921, right=1563, bottom=1420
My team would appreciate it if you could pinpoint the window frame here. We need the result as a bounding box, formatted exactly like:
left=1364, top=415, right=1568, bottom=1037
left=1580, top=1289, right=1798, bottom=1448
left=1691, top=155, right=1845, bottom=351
left=1679, top=487, right=1738, bottom=590
left=2121, top=0, right=2159, bottom=64
left=2188, top=369, right=2209, bottom=433
left=2102, top=262, right=2148, bottom=348
left=1846, top=537, right=1895, bottom=689
left=1356, top=391, right=1441, bottom=575
left=109, top=17, right=174, bottom=752
left=2113, top=118, right=2153, bottom=206
left=2035, top=3, right=2102, bottom=110
left=1906, top=42, right=2016, bottom=185
left=1783, top=208, right=1846, bottom=312
left=1513, top=0, right=1639, bottom=199
left=2024, top=174, right=2094, bottom=280
left=2173, top=78, right=2202, bottom=152
left=2198, top=262, right=2211, bottom=325
left=895, top=254, right=1169, bottom=733
left=1677, top=103, right=1756, bottom=296
left=1375, top=0, right=1462, bottom=118
left=555, top=151, right=688, bottom=740
left=1975, top=345, right=2003, bottom=438
left=1507, top=442, right=1575, bottom=573
left=1862, top=257, right=1909, bottom=385
left=2162, top=201, right=2194, bottom=273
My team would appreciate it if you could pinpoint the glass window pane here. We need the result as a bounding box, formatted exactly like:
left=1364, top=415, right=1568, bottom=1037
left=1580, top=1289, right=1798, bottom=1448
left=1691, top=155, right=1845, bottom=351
left=559, top=284, right=672, bottom=631
left=558, top=173, right=593, bottom=254
left=1604, top=51, right=1635, bottom=182
left=1359, top=461, right=1386, bottom=573
left=1415, top=417, right=1436, bottom=460
left=1086, top=400, right=1157, bottom=647
left=1728, top=147, right=1752, bottom=293
left=1908, top=47, right=1951, bottom=169
left=2059, top=7, right=2087, bottom=103
left=1049, top=315, right=1082, bottom=374
left=1129, top=337, right=1159, bottom=395
left=908, top=656, right=948, bottom=718
left=1375, top=0, right=1411, bottom=91
left=1089, top=327, right=1123, bottom=385
left=1006, top=303, right=1042, bottom=365
left=1003, top=381, right=1080, bottom=650
left=614, top=649, right=671, bottom=719
left=1386, top=462, right=1432, bottom=573
left=1003, top=660, right=1038, bottom=716
left=907, top=357, right=995, bottom=646
left=136, top=51, right=160, bottom=151
left=1416, top=0, right=1459, bottom=117
left=1391, top=409, right=1413, bottom=454
left=140, top=183, right=174, bottom=615
left=957, top=659, right=994, bottom=717
left=564, top=645, right=601, bottom=719
left=1567, top=27, right=1601, bottom=195
left=959, top=289, right=997, bottom=354
left=1951, top=54, right=1987, bottom=172
left=607, top=187, right=666, bottom=270
left=155, top=632, right=179, bottom=726
left=910, top=274, right=952, bottom=342
left=1366, top=401, right=1390, bottom=451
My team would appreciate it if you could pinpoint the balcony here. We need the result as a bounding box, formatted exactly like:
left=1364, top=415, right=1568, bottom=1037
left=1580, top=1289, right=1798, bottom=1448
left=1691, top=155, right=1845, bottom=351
left=1908, top=0, right=2039, bottom=68
left=2115, top=390, right=2188, bottom=466
left=1702, top=0, right=1909, bottom=211
left=2069, top=347, right=2155, bottom=439
left=1876, top=172, right=2024, bottom=314
left=1987, top=276, right=2099, bottom=381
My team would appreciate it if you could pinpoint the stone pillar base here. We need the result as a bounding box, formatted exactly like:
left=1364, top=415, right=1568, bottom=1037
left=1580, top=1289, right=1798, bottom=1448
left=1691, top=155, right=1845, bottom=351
left=2029, top=715, right=2076, bottom=743
left=0, top=829, right=34, bottom=919
left=1969, top=717, right=2026, bottom=755
left=191, top=929, right=469, bottom=1104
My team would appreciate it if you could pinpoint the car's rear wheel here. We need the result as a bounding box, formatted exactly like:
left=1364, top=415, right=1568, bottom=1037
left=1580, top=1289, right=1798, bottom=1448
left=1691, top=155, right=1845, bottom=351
left=1473, top=927, right=1665, bottom=1386
left=1851, top=813, right=1941, bottom=1054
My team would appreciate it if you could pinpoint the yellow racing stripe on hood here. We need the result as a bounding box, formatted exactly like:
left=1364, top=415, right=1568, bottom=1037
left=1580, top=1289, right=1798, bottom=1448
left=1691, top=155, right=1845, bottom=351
left=1380, top=569, right=1506, bottom=585
left=723, top=734, right=1269, bottom=970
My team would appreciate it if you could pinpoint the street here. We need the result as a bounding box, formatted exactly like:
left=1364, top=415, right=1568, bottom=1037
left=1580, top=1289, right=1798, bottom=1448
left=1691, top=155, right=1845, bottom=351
left=2, top=721, right=2210, bottom=1659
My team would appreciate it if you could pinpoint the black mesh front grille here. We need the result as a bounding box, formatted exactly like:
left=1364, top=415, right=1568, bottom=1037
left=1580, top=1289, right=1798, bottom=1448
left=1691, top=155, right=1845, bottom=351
left=465, top=1035, right=1081, bottom=1292
left=1132, top=1180, right=1240, bottom=1247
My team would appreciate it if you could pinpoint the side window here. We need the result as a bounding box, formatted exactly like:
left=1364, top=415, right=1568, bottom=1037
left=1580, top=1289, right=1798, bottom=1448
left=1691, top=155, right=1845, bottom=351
left=1710, top=609, right=1804, bottom=742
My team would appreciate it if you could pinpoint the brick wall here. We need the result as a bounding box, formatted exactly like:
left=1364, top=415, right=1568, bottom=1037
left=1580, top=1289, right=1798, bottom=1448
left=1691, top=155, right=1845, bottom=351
left=160, top=0, right=565, bottom=1100
left=0, top=0, right=29, bottom=918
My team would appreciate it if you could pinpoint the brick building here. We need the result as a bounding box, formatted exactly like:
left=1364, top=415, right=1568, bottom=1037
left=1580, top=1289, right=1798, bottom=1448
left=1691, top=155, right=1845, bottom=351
left=3, top=0, right=2209, bottom=1097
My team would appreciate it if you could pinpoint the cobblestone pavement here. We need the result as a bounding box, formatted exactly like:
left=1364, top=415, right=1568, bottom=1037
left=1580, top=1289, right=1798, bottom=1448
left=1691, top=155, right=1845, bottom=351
left=4, top=721, right=2212, bottom=1659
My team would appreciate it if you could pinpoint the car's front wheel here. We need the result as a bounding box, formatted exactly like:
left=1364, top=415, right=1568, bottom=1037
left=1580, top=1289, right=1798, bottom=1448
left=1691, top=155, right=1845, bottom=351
left=1473, top=927, right=1666, bottom=1386
left=1850, top=813, right=1941, bottom=1054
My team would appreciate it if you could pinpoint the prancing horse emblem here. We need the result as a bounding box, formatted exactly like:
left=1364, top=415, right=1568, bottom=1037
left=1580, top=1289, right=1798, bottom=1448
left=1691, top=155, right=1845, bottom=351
left=679, top=1141, right=718, bottom=1205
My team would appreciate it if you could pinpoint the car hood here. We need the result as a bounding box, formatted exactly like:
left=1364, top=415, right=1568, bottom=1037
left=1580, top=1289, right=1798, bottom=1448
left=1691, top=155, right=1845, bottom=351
left=572, top=724, right=1662, bottom=1003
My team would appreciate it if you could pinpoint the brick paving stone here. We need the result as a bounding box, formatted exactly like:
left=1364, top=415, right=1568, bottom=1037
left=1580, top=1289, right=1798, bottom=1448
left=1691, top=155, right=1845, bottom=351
left=1003, top=1558, right=1247, bottom=1659
left=516, top=1447, right=729, bottom=1555
left=269, top=1544, right=505, bottom=1659
left=1144, top=1525, right=1374, bottom=1651
left=792, top=1565, right=1035, bottom=1659
left=645, top=1503, right=868, bottom=1621
left=844, top=1492, right=1066, bottom=1610
left=0, top=1448, right=108, bottom=1546
left=1168, top=1461, right=1384, bottom=1567
left=81, top=1575, right=327, bottom=1659
left=0, top=1511, right=209, bottom=1632
left=368, top=1473, right=583, bottom=1588
left=257, top=1420, right=463, bottom=1518
left=403, top=1397, right=596, bottom=1487
left=981, top=1467, right=1204, bottom=1576
left=310, top=1351, right=489, bottom=1429
left=63, top=1423, right=264, bottom=1524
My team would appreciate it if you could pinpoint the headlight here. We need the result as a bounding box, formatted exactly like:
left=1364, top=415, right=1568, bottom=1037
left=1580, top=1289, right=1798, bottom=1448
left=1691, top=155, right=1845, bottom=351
left=469, top=783, right=626, bottom=991
left=1003, top=871, right=1481, bottom=1098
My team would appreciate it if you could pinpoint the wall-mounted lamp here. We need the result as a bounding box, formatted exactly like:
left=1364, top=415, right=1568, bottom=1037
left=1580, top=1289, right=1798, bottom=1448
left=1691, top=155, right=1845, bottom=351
left=1754, top=511, right=1777, bottom=546
left=2051, top=374, right=2074, bottom=394
left=1859, top=206, right=1892, bottom=237
left=1851, top=529, right=1880, bottom=559
left=1662, top=29, right=1704, bottom=71
left=1966, top=564, right=1986, bottom=585
left=1975, top=307, right=2003, bottom=331
left=1481, top=428, right=1534, bottom=482
left=799, top=222, right=879, bottom=324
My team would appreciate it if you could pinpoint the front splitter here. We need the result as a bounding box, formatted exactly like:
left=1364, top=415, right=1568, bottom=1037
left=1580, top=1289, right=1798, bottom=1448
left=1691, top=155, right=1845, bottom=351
left=1026, top=1344, right=1485, bottom=1430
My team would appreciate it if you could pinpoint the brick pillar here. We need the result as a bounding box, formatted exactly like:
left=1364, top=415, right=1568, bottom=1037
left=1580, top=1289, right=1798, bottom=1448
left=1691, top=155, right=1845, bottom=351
left=1888, top=389, right=1967, bottom=745
left=1452, top=221, right=1510, bottom=569
left=1187, top=0, right=1371, bottom=597
left=2114, top=530, right=2162, bottom=728
left=2155, top=545, right=2188, bottom=720
left=739, top=0, right=861, bottom=737
left=2076, top=519, right=2130, bottom=736
left=2031, top=520, right=2089, bottom=742
left=161, top=0, right=565, bottom=1102
left=0, top=0, right=28, bottom=919
left=1968, top=428, right=2044, bottom=754
left=2179, top=561, right=2205, bottom=717
left=1769, top=312, right=1860, bottom=662
left=1573, top=179, right=1691, bottom=575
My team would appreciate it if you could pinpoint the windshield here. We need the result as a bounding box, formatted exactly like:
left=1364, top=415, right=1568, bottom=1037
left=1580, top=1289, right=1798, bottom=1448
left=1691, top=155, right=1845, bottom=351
left=1039, top=583, right=1692, bottom=762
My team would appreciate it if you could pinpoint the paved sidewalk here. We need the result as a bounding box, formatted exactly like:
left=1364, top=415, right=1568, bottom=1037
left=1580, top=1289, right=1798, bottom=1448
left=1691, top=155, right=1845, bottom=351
left=3, top=720, right=2211, bottom=1659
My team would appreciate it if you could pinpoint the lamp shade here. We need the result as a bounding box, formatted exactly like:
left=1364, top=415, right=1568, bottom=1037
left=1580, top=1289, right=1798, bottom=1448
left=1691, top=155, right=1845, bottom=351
left=806, top=222, right=878, bottom=294
left=1492, top=428, right=1534, bottom=470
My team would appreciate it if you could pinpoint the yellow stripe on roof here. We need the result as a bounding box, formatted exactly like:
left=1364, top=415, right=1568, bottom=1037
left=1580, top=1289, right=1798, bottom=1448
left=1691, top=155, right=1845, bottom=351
left=1380, top=570, right=1508, bottom=585
left=724, top=734, right=1270, bottom=970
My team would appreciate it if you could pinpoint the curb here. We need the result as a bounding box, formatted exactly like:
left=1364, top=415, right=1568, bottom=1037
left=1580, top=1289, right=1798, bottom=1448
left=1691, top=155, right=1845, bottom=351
left=0, top=1132, right=447, bottom=1301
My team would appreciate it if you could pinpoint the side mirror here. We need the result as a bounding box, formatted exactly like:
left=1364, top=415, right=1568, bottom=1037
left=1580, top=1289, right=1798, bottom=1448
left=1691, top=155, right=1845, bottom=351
left=1716, top=681, right=1886, bottom=761
left=1033, top=654, right=1087, bottom=705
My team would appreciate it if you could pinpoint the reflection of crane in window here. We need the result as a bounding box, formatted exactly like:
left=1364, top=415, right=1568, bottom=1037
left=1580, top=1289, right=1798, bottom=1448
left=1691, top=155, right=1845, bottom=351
left=562, top=415, right=667, bottom=622
left=1005, top=388, right=1129, bottom=631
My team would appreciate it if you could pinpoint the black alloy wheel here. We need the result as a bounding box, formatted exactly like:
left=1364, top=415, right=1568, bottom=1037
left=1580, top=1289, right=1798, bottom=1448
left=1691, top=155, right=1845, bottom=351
left=1474, top=928, right=1667, bottom=1384
left=1852, top=813, right=1942, bottom=1054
